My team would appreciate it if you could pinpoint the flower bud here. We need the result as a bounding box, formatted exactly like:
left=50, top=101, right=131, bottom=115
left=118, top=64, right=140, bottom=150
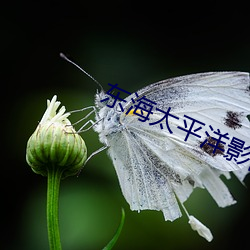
left=26, top=95, right=87, bottom=178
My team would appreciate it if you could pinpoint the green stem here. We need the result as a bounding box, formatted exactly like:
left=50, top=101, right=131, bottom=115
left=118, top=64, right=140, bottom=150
left=47, top=165, right=63, bottom=250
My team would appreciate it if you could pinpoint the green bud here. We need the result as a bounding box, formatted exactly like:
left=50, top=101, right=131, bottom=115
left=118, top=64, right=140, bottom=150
left=26, top=95, right=87, bottom=178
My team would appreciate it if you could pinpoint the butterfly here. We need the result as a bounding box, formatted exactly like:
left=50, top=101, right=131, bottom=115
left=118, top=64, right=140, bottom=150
left=92, top=72, right=250, bottom=241
left=61, top=55, right=250, bottom=241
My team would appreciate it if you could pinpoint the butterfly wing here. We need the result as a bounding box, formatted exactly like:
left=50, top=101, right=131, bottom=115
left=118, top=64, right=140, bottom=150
left=107, top=114, right=237, bottom=221
left=125, top=71, right=249, bottom=114
left=106, top=123, right=182, bottom=221
left=122, top=71, right=250, bottom=172
left=104, top=72, right=249, bottom=221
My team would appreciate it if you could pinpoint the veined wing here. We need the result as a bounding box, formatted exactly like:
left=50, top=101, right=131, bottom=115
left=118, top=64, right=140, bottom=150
left=124, top=72, right=249, bottom=115
left=120, top=72, right=250, bottom=172
left=107, top=117, right=236, bottom=222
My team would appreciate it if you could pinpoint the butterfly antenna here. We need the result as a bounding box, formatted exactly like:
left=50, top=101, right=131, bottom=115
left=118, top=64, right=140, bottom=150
left=60, top=53, right=104, bottom=91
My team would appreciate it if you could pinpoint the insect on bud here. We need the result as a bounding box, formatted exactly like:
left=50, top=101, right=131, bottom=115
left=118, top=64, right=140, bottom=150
left=26, top=95, right=87, bottom=178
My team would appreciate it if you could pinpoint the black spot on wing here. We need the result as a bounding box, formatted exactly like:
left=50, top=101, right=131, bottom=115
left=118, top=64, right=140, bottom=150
left=200, top=136, right=225, bottom=157
left=224, top=111, right=243, bottom=129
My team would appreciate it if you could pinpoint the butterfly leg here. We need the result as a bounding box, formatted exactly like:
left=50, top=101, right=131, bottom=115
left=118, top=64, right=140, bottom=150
left=85, top=145, right=108, bottom=165
left=69, top=106, right=99, bottom=132
left=70, top=106, right=96, bottom=125
left=77, top=145, right=108, bottom=176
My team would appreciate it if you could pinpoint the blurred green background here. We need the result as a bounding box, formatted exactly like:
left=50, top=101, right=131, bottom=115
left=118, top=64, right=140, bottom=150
left=2, top=2, right=250, bottom=250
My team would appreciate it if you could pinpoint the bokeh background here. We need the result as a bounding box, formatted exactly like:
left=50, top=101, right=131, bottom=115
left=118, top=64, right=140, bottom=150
left=2, top=1, right=250, bottom=250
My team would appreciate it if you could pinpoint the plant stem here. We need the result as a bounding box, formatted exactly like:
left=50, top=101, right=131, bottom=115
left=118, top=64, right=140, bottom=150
left=47, top=165, right=63, bottom=250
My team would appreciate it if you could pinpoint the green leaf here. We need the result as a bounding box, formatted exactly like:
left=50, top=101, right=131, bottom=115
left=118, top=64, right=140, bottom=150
left=102, top=208, right=125, bottom=250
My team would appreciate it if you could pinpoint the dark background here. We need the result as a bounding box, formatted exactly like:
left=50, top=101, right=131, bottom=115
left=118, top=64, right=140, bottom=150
left=2, top=1, right=250, bottom=250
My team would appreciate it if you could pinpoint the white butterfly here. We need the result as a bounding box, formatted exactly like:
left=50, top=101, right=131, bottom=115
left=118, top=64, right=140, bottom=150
left=90, top=72, right=250, bottom=241
left=61, top=53, right=250, bottom=242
